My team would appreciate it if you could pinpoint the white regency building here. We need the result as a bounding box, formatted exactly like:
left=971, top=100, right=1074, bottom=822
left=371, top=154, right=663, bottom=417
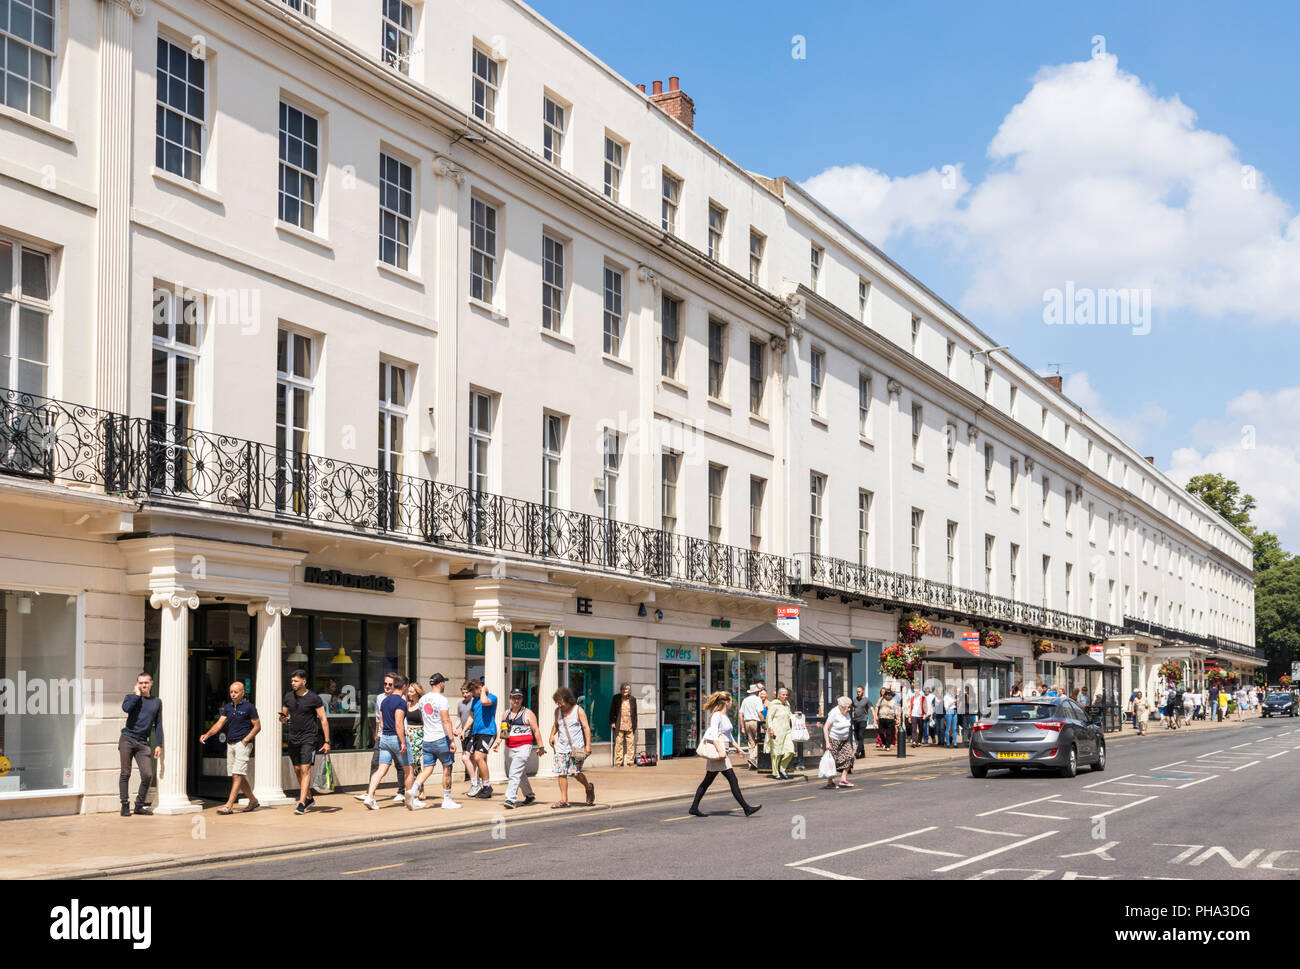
left=0, top=0, right=1258, bottom=818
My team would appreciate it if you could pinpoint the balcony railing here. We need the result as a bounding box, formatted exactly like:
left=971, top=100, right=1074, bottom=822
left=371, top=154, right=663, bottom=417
left=1122, top=616, right=1263, bottom=661
left=0, top=387, right=795, bottom=598
left=794, top=552, right=1122, bottom=643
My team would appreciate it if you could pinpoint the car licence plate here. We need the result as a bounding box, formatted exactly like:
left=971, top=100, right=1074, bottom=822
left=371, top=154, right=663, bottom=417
left=996, top=752, right=1029, bottom=760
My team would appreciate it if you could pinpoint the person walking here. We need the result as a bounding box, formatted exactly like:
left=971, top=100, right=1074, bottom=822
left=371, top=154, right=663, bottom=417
left=356, top=674, right=405, bottom=804
left=494, top=688, right=541, bottom=809
left=942, top=687, right=959, bottom=748
left=549, top=687, right=594, bottom=808
left=851, top=686, right=873, bottom=758
left=765, top=686, right=795, bottom=779
left=362, top=674, right=412, bottom=810
left=1131, top=691, right=1149, bottom=735
left=875, top=689, right=897, bottom=750
left=280, top=669, right=331, bottom=815
left=119, top=672, right=164, bottom=817
left=466, top=678, right=499, bottom=799
left=198, top=681, right=260, bottom=815
left=908, top=687, right=926, bottom=746
left=408, top=673, right=462, bottom=810
left=457, top=684, right=480, bottom=794
left=1182, top=689, right=1195, bottom=729
left=608, top=682, right=638, bottom=768
left=739, top=685, right=764, bottom=770
left=924, top=686, right=939, bottom=745
left=1217, top=688, right=1229, bottom=723
left=688, top=692, right=761, bottom=818
left=823, top=696, right=855, bottom=789
left=405, top=681, right=426, bottom=799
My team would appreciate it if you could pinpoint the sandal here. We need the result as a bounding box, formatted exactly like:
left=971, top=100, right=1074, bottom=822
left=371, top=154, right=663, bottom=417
left=585, top=783, right=596, bottom=806
left=244, top=802, right=260, bottom=813
left=840, top=781, right=855, bottom=788
left=550, top=802, right=571, bottom=809
left=216, top=806, right=234, bottom=815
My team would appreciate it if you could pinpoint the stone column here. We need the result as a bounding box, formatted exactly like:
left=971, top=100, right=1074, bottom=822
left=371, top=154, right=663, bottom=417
left=478, top=618, right=509, bottom=783
left=250, top=600, right=295, bottom=806
left=95, top=0, right=143, bottom=413
left=151, top=590, right=201, bottom=815
left=536, top=625, right=563, bottom=778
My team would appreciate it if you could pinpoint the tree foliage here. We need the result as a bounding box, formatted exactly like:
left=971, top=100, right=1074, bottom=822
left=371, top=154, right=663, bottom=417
left=1257, top=555, right=1300, bottom=679
left=1186, top=472, right=1256, bottom=533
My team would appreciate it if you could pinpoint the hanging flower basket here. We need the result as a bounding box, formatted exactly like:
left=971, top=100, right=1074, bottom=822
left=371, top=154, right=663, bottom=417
left=980, top=629, right=1003, bottom=650
left=1032, top=638, right=1054, bottom=659
left=880, top=643, right=924, bottom=683
left=1204, top=664, right=1227, bottom=687
left=898, top=613, right=932, bottom=645
left=1158, top=661, right=1184, bottom=686
left=1280, top=675, right=1293, bottom=688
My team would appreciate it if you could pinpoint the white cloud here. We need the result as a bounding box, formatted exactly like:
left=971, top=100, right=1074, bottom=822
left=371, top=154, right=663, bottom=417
left=799, top=54, right=1300, bottom=323
left=1166, top=386, right=1300, bottom=550
left=1061, top=372, right=1167, bottom=452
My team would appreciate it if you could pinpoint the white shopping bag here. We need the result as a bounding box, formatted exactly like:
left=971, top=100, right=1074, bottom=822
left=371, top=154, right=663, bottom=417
left=818, top=750, right=836, bottom=778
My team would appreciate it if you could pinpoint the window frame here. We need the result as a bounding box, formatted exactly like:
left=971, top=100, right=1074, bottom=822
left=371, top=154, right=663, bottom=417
left=0, top=238, right=53, bottom=396
left=380, top=0, right=415, bottom=75
left=707, top=202, right=726, bottom=261
left=748, top=229, right=765, bottom=285
left=809, top=472, right=826, bottom=557
left=540, top=231, right=566, bottom=332
left=277, top=99, right=321, bottom=233
left=810, top=348, right=825, bottom=416
left=603, top=265, right=624, bottom=357
left=660, top=293, right=681, bottom=378
left=748, top=338, right=766, bottom=415
left=707, top=318, right=726, bottom=399
left=1, top=0, right=55, bottom=122
left=378, top=151, right=414, bottom=271
left=661, top=169, right=681, bottom=233
left=471, top=45, right=500, bottom=127
left=602, top=133, right=625, bottom=201
left=469, top=196, right=498, bottom=304
left=155, top=35, right=207, bottom=182
left=542, top=92, right=568, bottom=166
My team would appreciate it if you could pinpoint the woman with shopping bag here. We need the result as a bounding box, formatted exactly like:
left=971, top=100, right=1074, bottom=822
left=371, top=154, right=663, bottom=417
left=822, top=696, right=855, bottom=788
left=688, top=691, right=761, bottom=818
left=764, top=685, right=796, bottom=779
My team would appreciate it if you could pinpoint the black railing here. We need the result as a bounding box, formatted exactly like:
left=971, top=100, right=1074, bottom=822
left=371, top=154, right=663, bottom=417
left=1122, top=616, right=1262, bottom=661
left=795, top=552, right=1122, bottom=642
left=0, top=387, right=794, bottom=598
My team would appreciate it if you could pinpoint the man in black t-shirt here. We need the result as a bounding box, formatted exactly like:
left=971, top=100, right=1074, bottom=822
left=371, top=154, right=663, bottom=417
left=280, top=670, right=331, bottom=815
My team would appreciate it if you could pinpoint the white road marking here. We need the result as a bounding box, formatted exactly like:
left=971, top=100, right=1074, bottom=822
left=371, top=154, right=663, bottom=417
left=1177, top=776, right=1217, bottom=789
left=786, top=826, right=939, bottom=867
left=1115, top=781, right=1176, bottom=789
left=1150, top=761, right=1186, bottom=769
left=955, top=826, right=1026, bottom=837
left=933, top=830, right=1058, bottom=873
left=1230, top=761, right=1260, bottom=772
left=1090, top=790, right=1147, bottom=798
left=1083, top=773, right=1135, bottom=789
left=793, top=866, right=862, bottom=880
left=1198, top=750, right=1224, bottom=757
left=1091, top=795, right=1158, bottom=818
left=1267, top=751, right=1288, bottom=759
left=1006, top=811, right=1070, bottom=820
left=1231, top=743, right=1253, bottom=749
left=891, top=843, right=965, bottom=858
left=1053, top=800, right=1111, bottom=807
left=977, top=794, right=1060, bottom=817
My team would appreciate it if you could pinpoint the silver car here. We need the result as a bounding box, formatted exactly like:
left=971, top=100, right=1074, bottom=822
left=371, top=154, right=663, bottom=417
left=969, top=696, right=1106, bottom=778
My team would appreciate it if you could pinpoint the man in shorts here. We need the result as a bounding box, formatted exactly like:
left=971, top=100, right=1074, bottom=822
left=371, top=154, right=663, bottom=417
left=355, top=673, right=405, bottom=804
left=199, top=681, right=261, bottom=814
left=280, top=669, right=330, bottom=815
left=458, top=684, right=480, bottom=794
left=362, top=674, right=411, bottom=810
left=466, top=678, right=498, bottom=799
left=408, top=673, right=462, bottom=811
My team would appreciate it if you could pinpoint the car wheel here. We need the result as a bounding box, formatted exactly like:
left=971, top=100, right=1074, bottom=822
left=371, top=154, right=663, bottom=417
left=970, top=764, right=988, bottom=778
left=1058, top=745, right=1078, bottom=779
left=1092, top=741, right=1106, bottom=772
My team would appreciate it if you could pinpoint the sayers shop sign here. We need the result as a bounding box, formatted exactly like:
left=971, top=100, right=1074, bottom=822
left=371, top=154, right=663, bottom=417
left=303, top=566, right=396, bottom=593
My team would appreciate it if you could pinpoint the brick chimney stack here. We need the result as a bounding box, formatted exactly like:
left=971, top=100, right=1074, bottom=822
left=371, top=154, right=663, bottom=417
left=648, top=76, right=695, bottom=130
left=1144, top=456, right=1155, bottom=465
left=1044, top=375, right=1063, bottom=392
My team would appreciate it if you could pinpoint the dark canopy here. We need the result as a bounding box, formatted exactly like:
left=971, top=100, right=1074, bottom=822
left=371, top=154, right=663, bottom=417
left=1061, top=652, right=1122, bottom=670
left=924, top=641, right=1013, bottom=667
left=723, top=621, right=856, bottom=654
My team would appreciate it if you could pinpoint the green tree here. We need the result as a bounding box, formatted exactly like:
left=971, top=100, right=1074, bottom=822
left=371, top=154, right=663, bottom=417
left=1185, top=472, right=1256, bottom=533
left=1253, top=530, right=1290, bottom=575
left=1257, top=555, right=1300, bottom=679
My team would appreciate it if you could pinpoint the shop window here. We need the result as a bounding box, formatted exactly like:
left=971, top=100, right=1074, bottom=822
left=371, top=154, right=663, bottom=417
left=0, top=589, right=80, bottom=794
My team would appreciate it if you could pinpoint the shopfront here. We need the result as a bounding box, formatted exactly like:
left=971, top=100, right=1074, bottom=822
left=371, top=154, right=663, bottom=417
left=659, top=643, right=701, bottom=757
left=0, top=588, right=84, bottom=798
left=707, top=647, right=767, bottom=711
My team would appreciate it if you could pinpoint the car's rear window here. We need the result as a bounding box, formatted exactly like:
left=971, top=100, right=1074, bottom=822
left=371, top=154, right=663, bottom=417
left=993, top=703, right=1059, bottom=721
left=1268, top=693, right=1293, bottom=702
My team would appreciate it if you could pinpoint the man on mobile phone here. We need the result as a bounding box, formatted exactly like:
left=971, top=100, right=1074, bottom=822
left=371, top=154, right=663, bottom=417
left=119, top=673, right=164, bottom=817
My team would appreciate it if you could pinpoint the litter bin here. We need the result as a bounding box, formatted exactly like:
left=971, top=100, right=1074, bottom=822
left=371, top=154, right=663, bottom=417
left=661, top=723, right=673, bottom=758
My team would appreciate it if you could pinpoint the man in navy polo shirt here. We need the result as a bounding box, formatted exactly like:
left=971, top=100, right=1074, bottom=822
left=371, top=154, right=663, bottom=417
left=199, top=681, right=262, bottom=815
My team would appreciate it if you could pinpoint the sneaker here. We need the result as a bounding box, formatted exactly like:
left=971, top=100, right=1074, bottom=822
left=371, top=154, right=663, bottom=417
left=294, top=802, right=306, bottom=815
left=364, top=796, right=379, bottom=811
left=134, top=804, right=153, bottom=816
left=467, top=781, right=481, bottom=797
left=406, top=796, right=427, bottom=811
left=523, top=794, right=536, bottom=805
left=120, top=803, right=131, bottom=817
left=441, top=798, right=462, bottom=810
left=304, top=796, right=315, bottom=809
left=504, top=800, right=517, bottom=809
left=392, top=793, right=406, bottom=803
left=474, top=786, right=493, bottom=799
left=354, top=793, right=368, bottom=802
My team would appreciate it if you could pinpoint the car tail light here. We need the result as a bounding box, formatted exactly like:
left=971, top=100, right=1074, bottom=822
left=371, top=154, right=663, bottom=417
left=972, top=723, right=993, bottom=733
left=1034, top=720, right=1065, bottom=732
left=1045, top=748, right=1058, bottom=758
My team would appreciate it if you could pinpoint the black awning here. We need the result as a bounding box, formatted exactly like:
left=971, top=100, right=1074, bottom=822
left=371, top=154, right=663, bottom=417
left=923, top=640, right=1013, bottom=667
left=1060, top=652, right=1122, bottom=670
left=723, top=621, right=857, bottom=654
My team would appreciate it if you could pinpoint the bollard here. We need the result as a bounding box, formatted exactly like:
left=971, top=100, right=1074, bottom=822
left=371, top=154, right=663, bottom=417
left=897, top=721, right=906, bottom=758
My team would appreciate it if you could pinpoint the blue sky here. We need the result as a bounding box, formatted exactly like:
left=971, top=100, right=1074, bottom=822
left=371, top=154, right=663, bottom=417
left=534, top=0, right=1300, bottom=549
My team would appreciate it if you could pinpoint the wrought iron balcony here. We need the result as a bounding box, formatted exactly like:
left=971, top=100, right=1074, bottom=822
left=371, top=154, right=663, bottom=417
left=0, top=387, right=795, bottom=598
left=1122, top=616, right=1263, bottom=661
left=794, top=552, right=1122, bottom=643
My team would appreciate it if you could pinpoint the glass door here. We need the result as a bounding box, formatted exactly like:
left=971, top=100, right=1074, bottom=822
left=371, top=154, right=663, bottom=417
left=659, top=664, right=699, bottom=757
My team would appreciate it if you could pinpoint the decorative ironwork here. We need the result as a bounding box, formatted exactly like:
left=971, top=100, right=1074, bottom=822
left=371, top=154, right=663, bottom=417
left=795, top=552, right=1122, bottom=643
left=1122, top=616, right=1262, bottom=661
left=0, top=387, right=793, bottom=598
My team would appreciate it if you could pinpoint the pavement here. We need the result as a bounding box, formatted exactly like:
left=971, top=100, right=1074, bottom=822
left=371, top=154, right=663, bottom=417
left=0, top=712, right=1265, bottom=880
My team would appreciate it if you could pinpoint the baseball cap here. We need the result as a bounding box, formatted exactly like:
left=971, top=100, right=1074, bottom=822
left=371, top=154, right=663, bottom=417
left=508, top=687, right=524, bottom=697
left=429, top=672, right=448, bottom=686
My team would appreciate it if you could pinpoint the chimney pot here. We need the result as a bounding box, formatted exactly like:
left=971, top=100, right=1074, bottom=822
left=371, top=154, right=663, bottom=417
left=637, top=83, right=646, bottom=94
left=652, top=80, right=663, bottom=95
left=669, top=76, right=680, bottom=91
left=1144, top=456, right=1155, bottom=465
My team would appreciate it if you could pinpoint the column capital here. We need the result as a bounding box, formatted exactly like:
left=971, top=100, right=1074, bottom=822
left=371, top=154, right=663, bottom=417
left=433, top=155, right=465, bottom=185
left=544, top=625, right=565, bottom=641
left=636, top=265, right=659, bottom=288
left=247, top=599, right=292, bottom=618
left=478, top=618, right=512, bottom=635
left=886, top=378, right=903, bottom=398
left=104, top=0, right=146, bottom=17
left=149, top=590, right=199, bottom=611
